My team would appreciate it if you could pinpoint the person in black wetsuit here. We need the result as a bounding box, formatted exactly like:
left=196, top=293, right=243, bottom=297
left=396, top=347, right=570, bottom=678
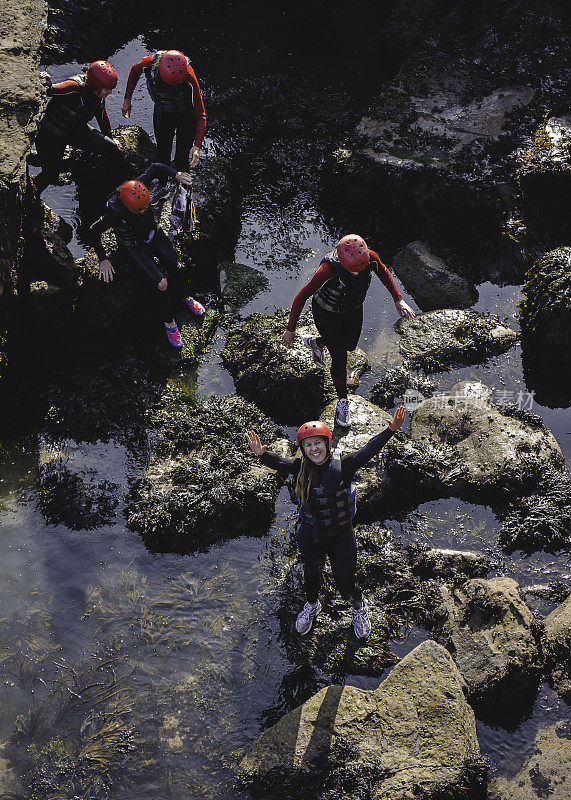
left=247, top=406, right=406, bottom=638
left=89, top=162, right=206, bottom=348
left=31, top=61, right=131, bottom=194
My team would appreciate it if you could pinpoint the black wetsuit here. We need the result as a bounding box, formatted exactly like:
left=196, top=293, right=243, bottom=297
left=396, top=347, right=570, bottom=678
left=89, top=163, right=190, bottom=321
left=260, top=427, right=395, bottom=604
left=33, top=75, right=130, bottom=193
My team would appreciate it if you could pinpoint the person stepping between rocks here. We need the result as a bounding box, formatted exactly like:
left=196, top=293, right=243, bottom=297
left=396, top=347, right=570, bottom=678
left=29, top=61, right=132, bottom=194
left=121, top=49, right=206, bottom=223
left=282, top=235, right=415, bottom=428
left=247, top=406, right=406, bottom=638
left=89, top=162, right=205, bottom=349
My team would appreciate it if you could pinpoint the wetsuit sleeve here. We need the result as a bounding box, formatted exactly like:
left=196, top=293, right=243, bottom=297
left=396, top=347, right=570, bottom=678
left=89, top=213, right=114, bottom=261
left=341, top=427, right=396, bottom=482
left=259, top=450, right=301, bottom=475
left=95, top=102, right=112, bottom=136
left=124, top=56, right=154, bottom=100
left=136, top=162, right=178, bottom=185
left=47, top=80, right=82, bottom=96
left=369, top=250, right=402, bottom=303
left=286, top=261, right=336, bottom=332
left=186, top=65, right=207, bottom=148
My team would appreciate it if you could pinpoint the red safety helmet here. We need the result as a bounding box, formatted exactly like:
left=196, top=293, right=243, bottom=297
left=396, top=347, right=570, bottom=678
left=119, top=180, right=150, bottom=213
left=337, top=234, right=370, bottom=273
left=297, top=421, right=332, bottom=454
left=158, top=50, right=189, bottom=85
left=86, top=61, right=118, bottom=91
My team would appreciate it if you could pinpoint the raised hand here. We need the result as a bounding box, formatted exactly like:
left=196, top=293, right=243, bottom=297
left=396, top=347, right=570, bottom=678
left=246, top=430, right=267, bottom=456
left=387, top=406, right=406, bottom=431
left=282, top=330, right=294, bottom=347
left=396, top=299, right=415, bottom=319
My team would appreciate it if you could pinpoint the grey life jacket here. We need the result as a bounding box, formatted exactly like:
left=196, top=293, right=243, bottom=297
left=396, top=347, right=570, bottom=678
left=297, top=457, right=357, bottom=537
left=106, top=191, right=157, bottom=249
left=145, top=51, right=194, bottom=114
left=41, top=73, right=105, bottom=139
left=313, top=250, right=372, bottom=314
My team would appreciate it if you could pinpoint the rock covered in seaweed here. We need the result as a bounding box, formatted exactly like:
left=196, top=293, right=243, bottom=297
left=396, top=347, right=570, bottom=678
left=221, top=309, right=368, bottom=425
left=370, top=365, right=437, bottom=410
left=395, top=309, right=518, bottom=372
left=407, top=544, right=493, bottom=582
left=126, top=395, right=292, bottom=550
left=392, top=241, right=478, bottom=310
left=240, top=640, right=482, bottom=800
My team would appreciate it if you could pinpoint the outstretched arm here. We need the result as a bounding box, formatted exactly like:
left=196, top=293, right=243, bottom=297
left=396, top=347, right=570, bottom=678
left=186, top=64, right=207, bottom=164
left=282, top=260, right=336, bottom=346
left=246, top=431, right=300, bottom=474
left=341, top=407, right=406, bottom=480
left=369, top=250, right=415, bottom=318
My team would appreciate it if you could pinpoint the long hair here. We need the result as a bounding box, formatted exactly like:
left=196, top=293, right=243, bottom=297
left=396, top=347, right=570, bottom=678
left=296, top=438, right=330, bottom=507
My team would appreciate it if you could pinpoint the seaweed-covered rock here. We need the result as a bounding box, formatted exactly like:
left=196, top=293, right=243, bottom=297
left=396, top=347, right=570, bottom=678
left=494, top=722, right=571, bottom=800
left=424, top=578, right=539, bottom=703
left=520, top=247, right=571, bottom=395
left=542, top=594, right=571, bottom=701
left=407, top=545, right=493, bottom=582
left=179, top=309, right=219, bottom=365
left=395, top=309, right=518, bottom=372
left=516, top=115, right=571, bottom=243
left=370, top=365, right=437, bottom=410
left=240, top=640, right=482, bottom=800
left=392, top=241, right=478, bottom=310
left=126, top=395, right=291, bottom=550
left=68, top=124, right=157, bottom=184
left=221, top=309, right=368, bottom=425
left=38, top=441, right=120, bottom=530
left=219, top=261, right=269, bottom=313
left=394, top=381, right=564, bottom=503
left=499, top=469, right=571, bottom=554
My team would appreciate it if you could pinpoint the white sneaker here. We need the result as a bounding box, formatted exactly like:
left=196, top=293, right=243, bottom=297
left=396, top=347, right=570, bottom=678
left=172, top=186, right=187, bottom=214
left=352, top=598, right=371, bottom=639
left=295, top=600, right=321, bottom=635
left=303, top=335, right=325, bottom=367
left=335, top=398, right=351, bottom=427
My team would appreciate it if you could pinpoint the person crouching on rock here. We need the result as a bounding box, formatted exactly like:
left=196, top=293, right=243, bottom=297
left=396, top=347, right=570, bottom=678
left=247, top=407, right=406, bottom=638
left=121, top=49, right=206, bottom=214
left=89, top=162, right=205, bottom=349
left=30, top=61, right=131, bottom=194
left=282, top=235, right=415, bottom=428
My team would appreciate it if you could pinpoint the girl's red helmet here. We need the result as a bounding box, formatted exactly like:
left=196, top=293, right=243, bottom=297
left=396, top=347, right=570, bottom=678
left=86, top=61, right=118, bottom=91
left=297, top=421, right=332, bottom=454
left=337, top=234, right=370, bottom=273
left=119, top=180, right=150, bottom=213
left=158, top=50, right=188, bottom=85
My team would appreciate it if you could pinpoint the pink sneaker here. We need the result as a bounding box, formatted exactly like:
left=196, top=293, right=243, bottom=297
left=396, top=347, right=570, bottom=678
left=164, top=322, right=183, bottom=348
left=183, top=297, right=205, bottom=315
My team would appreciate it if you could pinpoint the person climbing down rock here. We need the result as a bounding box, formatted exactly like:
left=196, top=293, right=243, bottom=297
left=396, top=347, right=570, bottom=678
left=121, top=49, right=206, bottom=218
left=89, top=162, right=205, bottom=349
left=282, top=235, right=415, bottom=428
left=30, top=61, right=131, bottom=194
left=247, top=406, right=406, bottom=638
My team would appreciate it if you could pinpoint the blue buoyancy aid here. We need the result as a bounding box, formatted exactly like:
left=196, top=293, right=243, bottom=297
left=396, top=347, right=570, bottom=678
left=145, top=52, right=194, bottom=114
left=313, top=250, right=372, bottom=314
left=297, top=457, right=357, bottom=536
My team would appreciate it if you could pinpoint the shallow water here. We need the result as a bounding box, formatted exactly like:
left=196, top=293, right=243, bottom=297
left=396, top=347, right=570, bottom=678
left=2, top=25, right=570, bottom=800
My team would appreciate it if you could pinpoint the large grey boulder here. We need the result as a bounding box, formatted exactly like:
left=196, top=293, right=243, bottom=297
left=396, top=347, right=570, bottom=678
left=395, top=309, right=518, bottom=372
left=221, top=309, right=368, bottom=425
left=543, top=593, right=571, bottom=701
left=494, top=722, right=570, bottom=800
left=392, top=241, right=478, bottom=310
left=126, top=395, right=292, bottom=549
left=240, top=640, right=481, bottom=800
left=425, top=578, right=539, bottom=701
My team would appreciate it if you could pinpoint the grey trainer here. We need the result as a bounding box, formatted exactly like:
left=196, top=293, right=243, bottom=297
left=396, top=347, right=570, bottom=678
left=303, top=336, right=325, bottom=367
left=295, top=600, right=322, bottom=635
left=352, top=598, right=371, bottom=639
left=335, top=398, right=351, bottom=427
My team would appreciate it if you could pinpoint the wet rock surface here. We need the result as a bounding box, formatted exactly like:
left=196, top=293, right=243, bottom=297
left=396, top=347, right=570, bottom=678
left=395, top=309, right=519, bottom=372
left=219, top=261, right=269, bottom=314
left=392, top=241, right=478, bottom=310
left=542, top=594, right=571, bottom=701
left=493, top=721, right=571, bottom=800
left=423, top=578, right=540, bottom=704
left=407, top=544, right=493, bottom=582
left=240, top=640, right=482, bottom=800
left=221, top=309, right=369, bottom=425
left=126, top=395, right=292, bottom=551
left=370, top=365, right=437, bottom=410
